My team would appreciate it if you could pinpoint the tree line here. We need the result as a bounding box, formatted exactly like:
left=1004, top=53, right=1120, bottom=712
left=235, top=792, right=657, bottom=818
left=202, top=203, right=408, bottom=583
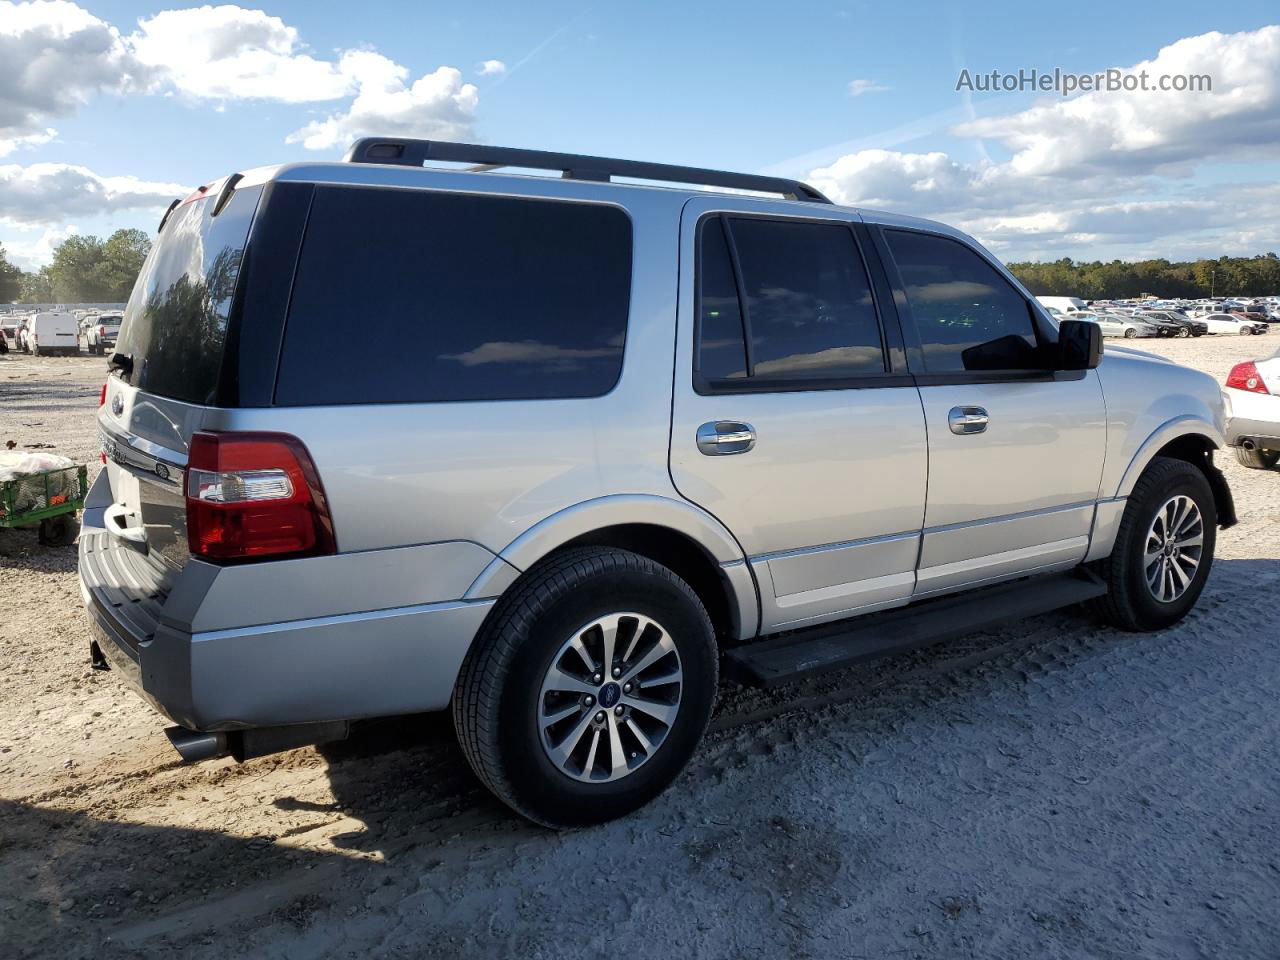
left=5, top=233, right=1280, bottom=307
left=0, top=229, right=151, bottom=304
left=1007, top=253, right=1280, bottom=300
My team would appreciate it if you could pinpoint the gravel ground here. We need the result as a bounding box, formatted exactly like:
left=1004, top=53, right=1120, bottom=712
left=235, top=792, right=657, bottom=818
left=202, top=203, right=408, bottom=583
left=2, top=335, right=1278, bottom=959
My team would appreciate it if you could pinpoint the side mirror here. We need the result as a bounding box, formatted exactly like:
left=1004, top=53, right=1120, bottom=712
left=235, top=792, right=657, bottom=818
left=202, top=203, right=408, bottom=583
left=1056, top=319, right=1102, bottom=371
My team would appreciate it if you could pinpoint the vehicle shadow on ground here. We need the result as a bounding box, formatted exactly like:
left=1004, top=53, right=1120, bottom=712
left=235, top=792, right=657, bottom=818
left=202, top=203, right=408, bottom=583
left=0, top=798, right=367, bottom=960
left=0, top=527, right=78, bottom=569
left=306, top=557, right=1280, bottom=850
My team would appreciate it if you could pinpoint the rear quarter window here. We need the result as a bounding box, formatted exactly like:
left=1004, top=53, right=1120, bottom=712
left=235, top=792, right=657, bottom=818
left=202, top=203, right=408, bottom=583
left=274, top=187, right=633, bottom=405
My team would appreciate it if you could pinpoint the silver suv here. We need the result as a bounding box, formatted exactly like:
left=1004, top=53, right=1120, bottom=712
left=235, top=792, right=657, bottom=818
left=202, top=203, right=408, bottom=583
left=81, top=139, right=1236, bottom=827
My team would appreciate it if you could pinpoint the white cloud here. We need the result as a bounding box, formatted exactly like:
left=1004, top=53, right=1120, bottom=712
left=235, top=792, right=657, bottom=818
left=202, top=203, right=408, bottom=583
left=808, top=24, right=1280, bottom=260
left=0, top=127, right=56, bottom=157
left=953, top=26, right=1280, bottom=178
left=477, top=59, right=506, bottom=77
left=2, top=222, right=79, bottom=270
left=0, top=162, right=188, bottom=227
left=286, top=62, right=478, bottom=150
left=848, top=79, right=889, bottom=97
left=128, top=4, right=352, bottom=102
left=0, top=1, right=144, bottom=152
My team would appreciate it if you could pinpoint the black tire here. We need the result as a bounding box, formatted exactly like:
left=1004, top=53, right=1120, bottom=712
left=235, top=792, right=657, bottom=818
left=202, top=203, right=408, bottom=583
left=1234, top=446, right=1280, bottom=470
left=453, top=547, right=718, bottom=828
left=31, top=344, right=40, bottom=357
left=1124, top=328, right=1137, bottom=338
left=1088, top=456, right=1216, bottom=632
left=1178, top=327, right=1190, bottom=338
left=38, top=514, right=76, bottom=547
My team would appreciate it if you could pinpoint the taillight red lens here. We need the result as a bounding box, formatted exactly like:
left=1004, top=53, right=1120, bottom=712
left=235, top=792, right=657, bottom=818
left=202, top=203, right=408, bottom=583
left=184, top=432, right=336, bottom=562
left=1226, top=361, right=1270, bottom=394
left=99, top=383, right=107, bottom=407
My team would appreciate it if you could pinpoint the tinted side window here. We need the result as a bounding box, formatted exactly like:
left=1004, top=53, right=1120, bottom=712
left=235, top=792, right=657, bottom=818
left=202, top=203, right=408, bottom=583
left=696, top=217, right=748, bottom=381
left=730, top=218, right=885, bottom=380
left=885, top=230, right=1041, bottom=373
left=275, top=187, right=631, bottom=405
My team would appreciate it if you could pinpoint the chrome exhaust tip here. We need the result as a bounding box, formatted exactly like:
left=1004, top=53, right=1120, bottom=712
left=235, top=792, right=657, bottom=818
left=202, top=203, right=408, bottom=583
left=164, top=726, right=229, bottom=763
left=1242, top=438, right=1256, bottom=451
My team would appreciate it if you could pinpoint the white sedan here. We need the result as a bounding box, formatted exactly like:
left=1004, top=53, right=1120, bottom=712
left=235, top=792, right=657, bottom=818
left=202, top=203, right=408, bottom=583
left=1224, top=350, right=1280, bottom=469
left=1202, top=312, right=1267, bottom=336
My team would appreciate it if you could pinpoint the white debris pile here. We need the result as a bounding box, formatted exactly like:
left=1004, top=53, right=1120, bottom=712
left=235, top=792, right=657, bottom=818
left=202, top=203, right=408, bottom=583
left=0, top=451, right=75, bottom=482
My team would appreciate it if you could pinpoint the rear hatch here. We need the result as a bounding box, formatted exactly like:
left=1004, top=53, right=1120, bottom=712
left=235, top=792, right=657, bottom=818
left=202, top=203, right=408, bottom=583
left=99, top=182, right=264, bottom=570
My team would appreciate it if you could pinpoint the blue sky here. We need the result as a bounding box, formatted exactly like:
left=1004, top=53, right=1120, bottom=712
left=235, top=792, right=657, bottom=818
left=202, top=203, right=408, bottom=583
left=3, top=0, right=1279, bottom=269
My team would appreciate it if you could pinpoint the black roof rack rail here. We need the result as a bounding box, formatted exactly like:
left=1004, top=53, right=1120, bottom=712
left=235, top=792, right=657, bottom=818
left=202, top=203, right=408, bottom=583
left=343, top=138, right=832, bottom=204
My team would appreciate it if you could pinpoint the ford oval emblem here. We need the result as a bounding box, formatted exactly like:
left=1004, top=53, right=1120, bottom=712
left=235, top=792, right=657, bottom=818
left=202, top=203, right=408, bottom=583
left=111, top=394, right=124, bottom=417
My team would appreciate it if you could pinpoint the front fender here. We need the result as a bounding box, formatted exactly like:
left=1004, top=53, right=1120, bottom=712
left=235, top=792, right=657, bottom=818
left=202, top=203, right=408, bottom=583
left=1114, top=415, right=1224, bottom=499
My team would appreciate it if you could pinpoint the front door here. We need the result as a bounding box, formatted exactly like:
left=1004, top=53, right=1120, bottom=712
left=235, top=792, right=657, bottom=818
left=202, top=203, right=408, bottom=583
left=669, top=197, right=928, bottom=634
left=873, top=225, right=1107, bottom=596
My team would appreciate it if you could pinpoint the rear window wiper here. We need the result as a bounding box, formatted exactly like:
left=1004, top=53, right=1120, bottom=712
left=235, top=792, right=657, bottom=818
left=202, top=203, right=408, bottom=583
left=107, top=352, right=134, bottom=376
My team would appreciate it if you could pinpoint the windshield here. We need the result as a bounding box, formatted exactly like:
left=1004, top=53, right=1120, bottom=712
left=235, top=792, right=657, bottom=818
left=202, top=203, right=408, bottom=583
left=115, top=185, right=262, bottom=405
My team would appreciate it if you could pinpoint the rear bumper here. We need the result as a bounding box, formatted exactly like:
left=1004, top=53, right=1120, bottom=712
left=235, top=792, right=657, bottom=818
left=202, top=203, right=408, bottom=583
left=78, top=473, right=498, bottom=731
left=1223, top=388, right=1280, bottom=449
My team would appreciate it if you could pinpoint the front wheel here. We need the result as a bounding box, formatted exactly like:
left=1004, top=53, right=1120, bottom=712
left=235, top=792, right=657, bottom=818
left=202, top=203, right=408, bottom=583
left=1088, top=457, right=1216, bottom=631
left=1241, top=327, right=1253, bottom=335
left=1124, top=328, right=1137, bottom=338
left=1178, top=327, right=1190, bottom=338
left=453, top=547, right=717, bottom=827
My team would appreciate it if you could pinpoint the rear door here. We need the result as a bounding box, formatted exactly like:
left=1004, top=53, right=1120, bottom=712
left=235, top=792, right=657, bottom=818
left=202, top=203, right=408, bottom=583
left=669, top=198, right=928, bottom=634
left=872, top=225, right=1107, bottom=596
left=99, top=183, right=266, bottom=569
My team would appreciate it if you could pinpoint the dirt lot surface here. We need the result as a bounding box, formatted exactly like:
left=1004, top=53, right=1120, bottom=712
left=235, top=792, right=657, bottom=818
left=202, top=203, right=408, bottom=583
left=2, top=335, right=1279, bottom=959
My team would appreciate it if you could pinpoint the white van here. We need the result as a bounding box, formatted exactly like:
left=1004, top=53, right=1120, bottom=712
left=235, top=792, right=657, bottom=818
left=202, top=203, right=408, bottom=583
left=1037, top=296, right=1087, bottom=315
left=24, top=312, right=81, bottom=356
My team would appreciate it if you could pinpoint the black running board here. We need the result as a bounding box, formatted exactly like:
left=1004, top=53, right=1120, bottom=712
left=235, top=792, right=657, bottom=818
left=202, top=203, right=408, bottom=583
left=724, top=570, right=1107, bottom=689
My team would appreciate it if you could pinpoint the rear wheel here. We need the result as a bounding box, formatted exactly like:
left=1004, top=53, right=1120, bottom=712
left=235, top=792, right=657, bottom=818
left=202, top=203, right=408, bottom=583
left=1089, top=457, right=1216, bottom=631
left=453, top=547, right=717, bottom=827
left=1234, top=446, right=1280, bottom=470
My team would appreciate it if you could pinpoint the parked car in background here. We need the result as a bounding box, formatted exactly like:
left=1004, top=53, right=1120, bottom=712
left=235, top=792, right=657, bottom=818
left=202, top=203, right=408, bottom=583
left=1203, top=313, right=1268, bottom=336
left=85, top=314, right=123, bottom=355
left=1140, top=311, right=1208, bottom=337
left=81, top=138, right=1237, bottom=827
left=23, top=312, right=80, bottom=355
left=1224, top=349, right=1280, bottom=469
left=1036, top=296, right=1087, bottom=314
left=1078, top=312, right=1158, bottom=338
left=1116, top=312, right=1181, bottom=338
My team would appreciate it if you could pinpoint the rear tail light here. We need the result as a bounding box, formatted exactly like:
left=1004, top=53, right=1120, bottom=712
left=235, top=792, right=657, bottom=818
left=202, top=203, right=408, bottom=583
left=98, top=326, right=106, bottom=337
left=1226, top=361, right=1270, bottom=395
left=185, top=432, right=336, bottom=562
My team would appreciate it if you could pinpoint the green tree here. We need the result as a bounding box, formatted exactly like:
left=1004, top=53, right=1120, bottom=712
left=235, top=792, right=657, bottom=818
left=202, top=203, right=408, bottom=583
left=98, top=229, right=151, bottom=301
left=19, top=267, right=53, bottom=303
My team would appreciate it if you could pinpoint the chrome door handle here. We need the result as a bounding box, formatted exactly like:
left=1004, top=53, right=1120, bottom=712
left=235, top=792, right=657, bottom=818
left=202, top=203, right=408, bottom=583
left=697, top=421, right=756, bottom=456
left=948, top=406, right=989, bottom=435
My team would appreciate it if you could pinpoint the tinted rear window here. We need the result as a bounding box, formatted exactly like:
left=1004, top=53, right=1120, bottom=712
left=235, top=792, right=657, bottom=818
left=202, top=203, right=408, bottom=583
left=115, top=186, right=262, bottom=404
left=274, top=187, right=632, bottom=405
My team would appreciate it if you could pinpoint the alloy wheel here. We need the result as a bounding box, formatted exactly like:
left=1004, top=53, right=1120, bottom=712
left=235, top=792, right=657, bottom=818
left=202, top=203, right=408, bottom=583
left=537, top=612, right=683, bottom=783
left=1143, top=495, right=1204, bottom=603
